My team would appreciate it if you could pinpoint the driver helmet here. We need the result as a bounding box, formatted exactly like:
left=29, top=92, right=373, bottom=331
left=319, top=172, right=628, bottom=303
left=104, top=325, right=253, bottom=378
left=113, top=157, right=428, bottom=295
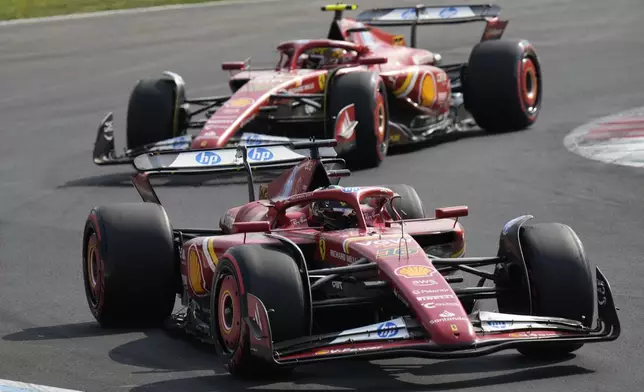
left=309, top=186, right=358, bottom=230
left=301, top=48, right=348, bottom=69
left=323, top=48, right=349, bottom=66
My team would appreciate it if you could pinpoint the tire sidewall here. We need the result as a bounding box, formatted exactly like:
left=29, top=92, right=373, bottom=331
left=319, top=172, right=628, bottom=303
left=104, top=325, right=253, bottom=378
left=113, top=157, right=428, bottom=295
left=210, top=257, right=251, bottom=371
left=209, top=245, right=307, bottom=376
left=328, top=72, right=389, bottom=169
left=82, top=210, right=106, bottom=321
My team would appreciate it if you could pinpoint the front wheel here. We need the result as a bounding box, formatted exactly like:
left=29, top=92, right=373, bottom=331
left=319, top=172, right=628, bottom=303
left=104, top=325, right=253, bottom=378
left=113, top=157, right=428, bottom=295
left=126, top=76, right=186, bottom=150
left=210, top=244, right=308, bottom=379
left=495, top=222, right=595, bottom=359
left=328, top=72, right=389, bottom=170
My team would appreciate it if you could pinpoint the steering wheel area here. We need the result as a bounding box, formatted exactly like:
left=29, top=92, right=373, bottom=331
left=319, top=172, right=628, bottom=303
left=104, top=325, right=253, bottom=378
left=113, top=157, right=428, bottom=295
left=277, top=39, right=368, bottom=71
left=297, top=46, right=357, bottom=69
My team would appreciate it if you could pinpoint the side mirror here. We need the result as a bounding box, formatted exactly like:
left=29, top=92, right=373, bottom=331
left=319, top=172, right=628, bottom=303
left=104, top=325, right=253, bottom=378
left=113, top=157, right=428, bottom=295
left=435, top=206, right=469, bottom=219
left=233, top=221, right=270, bottom=233
left=222, top=61, right=246, bottom=71
left=358, top=56, right=387, bottom=66
left=433, top=53, right=443, bottom=66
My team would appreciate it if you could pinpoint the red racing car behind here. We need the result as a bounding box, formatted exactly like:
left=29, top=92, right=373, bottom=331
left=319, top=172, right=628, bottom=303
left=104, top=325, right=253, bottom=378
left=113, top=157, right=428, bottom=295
left=92, top=3, right=542, bottom=170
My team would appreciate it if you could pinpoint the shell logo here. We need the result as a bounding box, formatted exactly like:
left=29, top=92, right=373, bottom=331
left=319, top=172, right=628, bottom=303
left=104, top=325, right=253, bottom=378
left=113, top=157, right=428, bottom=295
left=188, top=246, right=207, bottom=295
left=318, top=73, right=327, bottom=90
left=394, top=265, right=435, bottom=278
left=227, top=97, right=254, bottom=108
left=392, top=35, right=406, bottom=46
left=419, top=73, right=437, bottom=106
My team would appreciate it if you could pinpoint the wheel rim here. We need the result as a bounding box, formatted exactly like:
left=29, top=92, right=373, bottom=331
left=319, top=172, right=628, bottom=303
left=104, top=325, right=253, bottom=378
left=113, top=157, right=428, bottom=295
left=374, top=89, right=388, bottom=159
left=217, top=273, right=241, bottom=353
left=520, top=57, right=539, bottom=115
left=86, top=232, right=103, bottom=308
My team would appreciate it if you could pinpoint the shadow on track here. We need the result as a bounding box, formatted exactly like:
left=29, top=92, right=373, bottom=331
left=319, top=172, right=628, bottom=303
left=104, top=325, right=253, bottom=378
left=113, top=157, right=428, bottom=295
left=2, top=321, right=137, bottom=341
left=2, top=321, right=222, bottom=373
left=386, top=127, right=518, bottom=158
left=129, top=353, right=591, bottom=392
left=58, top=171, right=285, bottom=189
left=2, top=320, right=592, bottom=391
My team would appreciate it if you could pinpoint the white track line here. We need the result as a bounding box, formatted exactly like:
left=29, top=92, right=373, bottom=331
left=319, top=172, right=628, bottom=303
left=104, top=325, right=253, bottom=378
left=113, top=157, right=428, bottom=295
left=0, top=0, right=289, bottom=27
left=0, top=378, right=82, bottom=392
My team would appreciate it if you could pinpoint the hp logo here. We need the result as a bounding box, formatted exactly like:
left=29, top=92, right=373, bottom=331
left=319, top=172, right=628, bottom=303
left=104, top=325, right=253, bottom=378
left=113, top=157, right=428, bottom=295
left=248, top=147, right=274, bottom=162
left=439, top=7, right=458, bottom=18
left=195, top=151, right=221, bottom=165
left=377, top=321, right=398, bottom=338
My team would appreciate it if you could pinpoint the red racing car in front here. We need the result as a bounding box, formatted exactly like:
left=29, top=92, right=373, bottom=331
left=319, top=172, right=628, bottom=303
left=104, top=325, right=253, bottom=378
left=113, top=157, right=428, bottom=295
left=91, top=3, right=542, bottom=170
left=82, top=139, right=620, bottom=379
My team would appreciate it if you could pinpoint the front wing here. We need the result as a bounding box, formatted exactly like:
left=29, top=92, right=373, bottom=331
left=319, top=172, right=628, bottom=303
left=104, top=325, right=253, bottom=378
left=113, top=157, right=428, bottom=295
left=246, top=267, right=620, bottom=366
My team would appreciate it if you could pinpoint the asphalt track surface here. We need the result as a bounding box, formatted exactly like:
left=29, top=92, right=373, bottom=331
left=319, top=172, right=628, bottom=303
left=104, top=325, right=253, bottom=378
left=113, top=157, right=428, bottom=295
left=1, top=0, right=643, bottom=390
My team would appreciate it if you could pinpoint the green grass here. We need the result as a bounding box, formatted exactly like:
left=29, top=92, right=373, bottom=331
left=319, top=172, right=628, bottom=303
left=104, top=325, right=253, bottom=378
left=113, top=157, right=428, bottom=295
left=0, top=0, right=223, bottom=21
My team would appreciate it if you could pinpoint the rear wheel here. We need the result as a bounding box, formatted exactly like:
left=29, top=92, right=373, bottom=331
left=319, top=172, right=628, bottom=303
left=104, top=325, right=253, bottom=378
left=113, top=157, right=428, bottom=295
left=328, top=72, right=389, bottom=170
left=210, top=244, right=307, bottom=379
left=464, top=39, right=542, bottom=132
left=495, top=222, right=595, bottom=359
left=126, top=77, right=185, bottom=150
left=82, top=203, right=178, bottom=328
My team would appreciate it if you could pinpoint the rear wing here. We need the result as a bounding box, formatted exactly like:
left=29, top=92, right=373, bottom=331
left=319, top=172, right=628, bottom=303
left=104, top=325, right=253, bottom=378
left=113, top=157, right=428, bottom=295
left=333, top=3, right=508, bottom=48
left=131, top=139, right=349, bottom=204
left=355, top=4, right=501, bottom=25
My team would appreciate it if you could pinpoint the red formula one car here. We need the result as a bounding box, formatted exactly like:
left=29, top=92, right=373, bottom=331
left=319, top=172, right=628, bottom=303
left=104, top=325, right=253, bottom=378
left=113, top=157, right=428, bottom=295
left=82, top=140, right=619, bottom=379
left=92, top=3, right=542, bottom=170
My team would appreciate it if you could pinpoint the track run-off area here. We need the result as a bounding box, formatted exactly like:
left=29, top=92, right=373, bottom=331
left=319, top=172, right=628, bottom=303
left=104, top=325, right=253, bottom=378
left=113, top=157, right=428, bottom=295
left=1, top=0, right=643, bottom=391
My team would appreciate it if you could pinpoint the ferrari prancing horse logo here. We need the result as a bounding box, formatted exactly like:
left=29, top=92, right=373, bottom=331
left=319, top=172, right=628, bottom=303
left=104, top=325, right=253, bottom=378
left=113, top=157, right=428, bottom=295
left=318, top=73, right=327, bottom=90
left=319, top=238, right=327, bottom=260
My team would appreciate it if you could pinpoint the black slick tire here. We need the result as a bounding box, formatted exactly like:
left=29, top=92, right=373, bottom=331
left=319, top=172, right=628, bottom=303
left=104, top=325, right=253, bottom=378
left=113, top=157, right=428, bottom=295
left=126, top=78, right=182, bottom=150
left=464, top=39, right=542, bottom=132
left=498, top=222, right=595, bottom=359
left=82, top=203, right=178, bottom=328
left=379, top=183, right=426, bottom=219
left=328, top=72, right=389, bottom=170
left=210, top=244, right=307, bottom=379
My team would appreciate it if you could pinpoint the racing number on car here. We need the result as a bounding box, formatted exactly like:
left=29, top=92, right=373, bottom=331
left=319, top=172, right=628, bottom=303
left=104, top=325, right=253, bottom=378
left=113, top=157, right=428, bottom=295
left=319, top=238, right=327, bottom=260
